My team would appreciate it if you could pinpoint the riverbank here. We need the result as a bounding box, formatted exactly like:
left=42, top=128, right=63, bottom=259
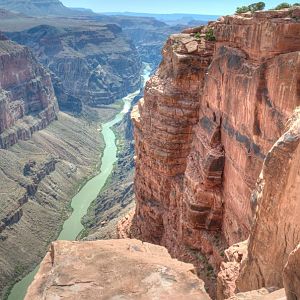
left=81, top=63, right=152, bottom=240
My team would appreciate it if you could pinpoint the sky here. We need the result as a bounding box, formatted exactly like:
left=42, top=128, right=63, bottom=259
left=61, top=0, right=297, bottom=15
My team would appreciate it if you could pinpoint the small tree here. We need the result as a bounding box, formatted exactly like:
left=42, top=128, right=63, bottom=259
left=236, top=2, right=265, bottom=14
left=274, top=2, right=291, bottom=9
left=248, top=1, right=266, bottom=12
left=236, top=5, right=250, bottom=13
left=293, top=2, right=300, bottom=5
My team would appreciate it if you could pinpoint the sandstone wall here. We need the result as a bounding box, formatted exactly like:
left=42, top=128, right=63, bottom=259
left=132, top=7, right=300, bottom=284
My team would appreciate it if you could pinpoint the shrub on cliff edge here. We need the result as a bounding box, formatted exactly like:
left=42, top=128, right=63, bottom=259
left=236, top=5, right=251, bottom=13
left=205, top=28, right=216, bottom=41
left=274, top=2, right=291, bottom=9
left=236, top=1, right=265, bottom=13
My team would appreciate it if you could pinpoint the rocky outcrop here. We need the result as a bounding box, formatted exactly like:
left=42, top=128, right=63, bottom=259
left=0, top=36, right=58, bottom=149
left=0, top=158, right=57, bottom=233
left=25, top=239, right=211, bottom=300
left=8, top=24, right=142, bottom=107
left=132, top=6, right=300, bottom=294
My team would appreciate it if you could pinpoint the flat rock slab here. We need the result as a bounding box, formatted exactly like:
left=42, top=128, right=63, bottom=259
left=26, top=239, right=211, bottom=300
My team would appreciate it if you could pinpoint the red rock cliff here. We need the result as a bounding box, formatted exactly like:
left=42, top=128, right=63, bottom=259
left=132, top=6, right=300, bottom=288
left=0, top=35, right=58, bottom=149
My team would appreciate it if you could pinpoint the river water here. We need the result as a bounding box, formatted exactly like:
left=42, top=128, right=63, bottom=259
left=7, top=63, right=152, bottom=300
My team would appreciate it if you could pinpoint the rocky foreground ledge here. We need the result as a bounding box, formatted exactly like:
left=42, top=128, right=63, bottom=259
left=25, top=239, right=210, bottom=300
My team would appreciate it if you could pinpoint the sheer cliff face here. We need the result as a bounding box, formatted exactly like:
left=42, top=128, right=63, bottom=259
left=217, top=108, right=300, bottom=298
left=236, top=108, right=300, bottom=291
left=8, top=24, right=142, bottom=107
left=132, top=7, right=300, bottom=269
left=0, top=35, right=58, bottom=149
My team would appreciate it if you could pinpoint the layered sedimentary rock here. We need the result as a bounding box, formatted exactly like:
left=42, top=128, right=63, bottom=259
left=25, top=239, right=210, bottom=300
left=0, top=35, right=58, bottom=149
left=8, top=24, right=142, bottom=106
left=132, top=6, right=300, bottom=290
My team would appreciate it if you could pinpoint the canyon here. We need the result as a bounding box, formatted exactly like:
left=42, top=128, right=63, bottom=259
left=1, top=2, right=299, bottom=300
left=7, top=24, right=142, bottom=107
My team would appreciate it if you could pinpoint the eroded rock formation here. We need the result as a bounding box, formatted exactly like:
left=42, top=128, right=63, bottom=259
left=132, top=6, right=300, bottom=294
left=0, top=35, right=58, bottom=149
left=26, top=239, right=211, bottom=300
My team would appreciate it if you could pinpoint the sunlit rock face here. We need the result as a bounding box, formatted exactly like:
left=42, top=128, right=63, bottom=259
left=0, top=35, right=58, bottom=149
left=132, top=6, right=300, bottom=277
left=25, top=239, right=211, bottom=300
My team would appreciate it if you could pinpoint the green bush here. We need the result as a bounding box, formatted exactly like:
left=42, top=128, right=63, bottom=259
left=248, top=1, right=266, bottom=11
left=236, top=5, right=251, bottom=13
left=236, top=2, right=265, bottom=14
left=205, top=28, right=216, bottom=41
left=293, top=2, right=300, bottom=5
left=274, top=2, right=291, bottom=9
left=194, top=32, right=201, bottom=40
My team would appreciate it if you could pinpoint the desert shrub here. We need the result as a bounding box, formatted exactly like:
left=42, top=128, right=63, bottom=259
left=194, top=32, right=201, bottom=40
left=236, top=2, right=265, bottom=13
left=236, top=5, right=251, bottom=13
left=274, top=2, right=291, bottom=9
left=205, top=28, right=216, bottom=41
left=248, top=1, right=266, bottom=11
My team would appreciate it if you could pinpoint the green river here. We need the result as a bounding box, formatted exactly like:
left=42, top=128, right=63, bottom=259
left=7, top=63, right=151, bottom=300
